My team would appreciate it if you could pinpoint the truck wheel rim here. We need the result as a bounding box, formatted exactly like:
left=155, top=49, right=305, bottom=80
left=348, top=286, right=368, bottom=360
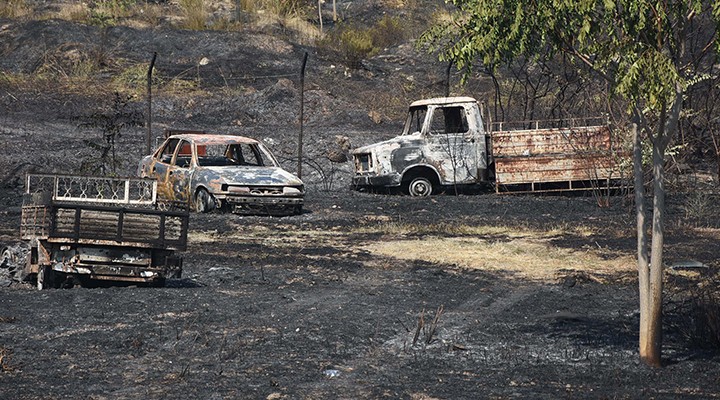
left=409, top=178, right=432, bottom=197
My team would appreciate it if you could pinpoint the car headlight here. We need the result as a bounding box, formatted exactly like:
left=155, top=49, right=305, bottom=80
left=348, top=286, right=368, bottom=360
left=225, top=185, right=250, bottom=193
left=283, top=186, right=303, bottom=195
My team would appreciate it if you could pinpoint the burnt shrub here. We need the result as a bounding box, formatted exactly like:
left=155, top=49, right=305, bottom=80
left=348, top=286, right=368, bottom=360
left=666, top=271, right=720, bottom=350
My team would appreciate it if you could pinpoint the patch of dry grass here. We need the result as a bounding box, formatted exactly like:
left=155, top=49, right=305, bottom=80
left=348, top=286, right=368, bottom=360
left=364, top=236, right=633, bottom=281
left=50, top=2, right=90, bottom=22
left=188, top=220, right=629, bottom=282
left=0, top=0, right=31, bottom=18
left=356, top=221, right=597, bottom=238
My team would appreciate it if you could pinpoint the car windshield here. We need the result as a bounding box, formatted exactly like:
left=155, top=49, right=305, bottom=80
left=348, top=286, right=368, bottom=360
left=196, top=143, right=275, bottom=167
left=402, top=105, right=427, bottom=135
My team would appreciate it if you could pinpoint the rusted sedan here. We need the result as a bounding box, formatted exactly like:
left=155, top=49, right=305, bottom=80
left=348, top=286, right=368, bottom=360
left=138, top=133, right=304, bottom=215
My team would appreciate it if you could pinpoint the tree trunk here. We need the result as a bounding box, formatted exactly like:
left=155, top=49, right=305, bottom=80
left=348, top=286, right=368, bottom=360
left=640, top=137, right=665, bottom=367
left=634, top=122, right=652, bottom=363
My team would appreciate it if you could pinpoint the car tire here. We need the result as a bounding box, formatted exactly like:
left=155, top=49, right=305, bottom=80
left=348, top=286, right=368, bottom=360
left=407, top=177, right=433, bottom=197
left=195, top=189, right=216, bottom=213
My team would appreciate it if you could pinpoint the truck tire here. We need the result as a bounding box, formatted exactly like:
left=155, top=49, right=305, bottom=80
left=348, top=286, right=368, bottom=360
left=408, top=177, right=434, bottom=197
left=195, top=189, right=216, bottom=213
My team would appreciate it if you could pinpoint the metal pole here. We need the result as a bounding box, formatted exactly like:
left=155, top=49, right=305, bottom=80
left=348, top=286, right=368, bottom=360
left=146, top=52, right=157, bottom=155
left=297, top=52, right=308, bottom=179
left=445, top=61, right=453, bottom=97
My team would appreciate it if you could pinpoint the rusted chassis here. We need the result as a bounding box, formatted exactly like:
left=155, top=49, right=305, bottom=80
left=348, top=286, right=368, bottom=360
left=28, top=240, right=182, bottom=288
left=21, top=201, right=188, bottom=288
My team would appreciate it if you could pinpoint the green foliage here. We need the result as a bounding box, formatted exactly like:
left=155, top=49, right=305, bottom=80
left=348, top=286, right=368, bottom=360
left=419, top=0, right=716, bottom=115
left=263, top=0, right=307, bottom=18
left=371, top=15, right=406, bottom=49
left=113, top=63, right=164, bottom=95
left=339, top=28, right=376, bottom=67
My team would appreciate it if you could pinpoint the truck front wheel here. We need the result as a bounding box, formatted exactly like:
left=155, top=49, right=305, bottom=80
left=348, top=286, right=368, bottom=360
left=407, top=177, right=434, bottom=197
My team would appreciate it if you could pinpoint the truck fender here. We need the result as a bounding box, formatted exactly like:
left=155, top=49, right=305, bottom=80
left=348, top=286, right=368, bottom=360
left=400, top=164, right=442, bottom=183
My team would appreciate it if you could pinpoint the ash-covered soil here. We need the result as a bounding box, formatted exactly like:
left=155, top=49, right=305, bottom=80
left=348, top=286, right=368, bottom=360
left=1, top=188, right=720, bottom=399
left=1, top=12, right=720, bottom=400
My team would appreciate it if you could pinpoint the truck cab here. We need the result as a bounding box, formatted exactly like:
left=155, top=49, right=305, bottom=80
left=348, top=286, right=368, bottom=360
left=351, top=97, right=490, bottom=196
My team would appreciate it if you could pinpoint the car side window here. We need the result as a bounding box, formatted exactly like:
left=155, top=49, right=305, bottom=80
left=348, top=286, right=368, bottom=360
left=173, top=140, right=192, bottom=168
left=159, top=139, right=180, bottom=164
left=429, top=106, right=468, bottom=135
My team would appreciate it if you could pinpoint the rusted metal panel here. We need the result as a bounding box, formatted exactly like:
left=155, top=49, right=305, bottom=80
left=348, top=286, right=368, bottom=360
left=492, top=126, right=613, bottom=157
left=494, top=155, right=618, bottom=183
left=491, top=125, right=624, bottom=191
left=21, top=175, right=188, bottom=262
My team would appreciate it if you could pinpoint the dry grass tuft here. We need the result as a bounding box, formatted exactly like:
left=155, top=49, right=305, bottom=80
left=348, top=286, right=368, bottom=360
left=178, top=0, right=208, bottom=30
left=53, top=2, right=91, bottom=22
left=0, top=346, right=15, bottom=372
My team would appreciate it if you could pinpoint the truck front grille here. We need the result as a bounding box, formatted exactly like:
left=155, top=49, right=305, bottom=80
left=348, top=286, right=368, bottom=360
left=355, top=153, right=372, bottom=172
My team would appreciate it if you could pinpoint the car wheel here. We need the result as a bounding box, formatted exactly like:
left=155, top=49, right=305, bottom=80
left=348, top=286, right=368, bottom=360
left=195, top=189, right=216, bottom=213
left=407, top=177, right=433, bottom=197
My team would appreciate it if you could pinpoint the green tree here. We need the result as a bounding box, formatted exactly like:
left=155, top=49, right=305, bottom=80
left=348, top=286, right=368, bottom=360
left=421, top=0, right=720, bottom=366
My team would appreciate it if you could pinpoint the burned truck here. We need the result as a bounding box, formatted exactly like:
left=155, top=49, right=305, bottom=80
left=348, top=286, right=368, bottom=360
left=351, top=97, right=626, bottom=196
left=5, top=174, right=188, bottom=289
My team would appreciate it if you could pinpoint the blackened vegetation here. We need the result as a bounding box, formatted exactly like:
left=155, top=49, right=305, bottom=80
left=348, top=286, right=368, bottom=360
left=79, top=92, right=144, bottom=175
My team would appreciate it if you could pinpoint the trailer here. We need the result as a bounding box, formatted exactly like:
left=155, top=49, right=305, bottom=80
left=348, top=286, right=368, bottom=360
left=13, top=174, right=189, bottom=289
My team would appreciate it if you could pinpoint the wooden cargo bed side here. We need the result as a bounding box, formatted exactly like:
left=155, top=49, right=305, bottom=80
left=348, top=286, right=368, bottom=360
left=21, top=203, right=188, bottom=251
left=490, top=125, right=626, bottom=192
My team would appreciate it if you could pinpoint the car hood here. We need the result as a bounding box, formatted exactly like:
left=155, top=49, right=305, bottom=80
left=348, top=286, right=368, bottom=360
left=200, top=166, right=304, bottom=187
left=351, top=132, right=423, bottom=155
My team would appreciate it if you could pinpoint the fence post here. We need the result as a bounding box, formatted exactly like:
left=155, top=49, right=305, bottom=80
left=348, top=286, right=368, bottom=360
left=297, top=52, right=308, bottom=179
left=146, top=52, right=157, bottom=155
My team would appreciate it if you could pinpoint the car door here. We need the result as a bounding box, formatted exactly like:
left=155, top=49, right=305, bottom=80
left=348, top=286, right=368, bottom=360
left=423, top=105, right=478, bottom=185
left=165, top=139, right=194, bottom=204
left=147, top=138, right=180, bottom=200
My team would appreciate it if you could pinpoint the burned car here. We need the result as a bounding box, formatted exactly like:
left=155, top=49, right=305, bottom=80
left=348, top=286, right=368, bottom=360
left=138, top=133, right=304, bottom=215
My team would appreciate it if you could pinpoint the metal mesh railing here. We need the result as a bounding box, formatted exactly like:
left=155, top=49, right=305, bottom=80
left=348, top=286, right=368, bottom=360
left=26, top=174, right=157, bottom=205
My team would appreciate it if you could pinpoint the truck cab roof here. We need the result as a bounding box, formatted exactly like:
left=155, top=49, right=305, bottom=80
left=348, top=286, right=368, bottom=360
left=409, top=96, right=478, bottom=107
